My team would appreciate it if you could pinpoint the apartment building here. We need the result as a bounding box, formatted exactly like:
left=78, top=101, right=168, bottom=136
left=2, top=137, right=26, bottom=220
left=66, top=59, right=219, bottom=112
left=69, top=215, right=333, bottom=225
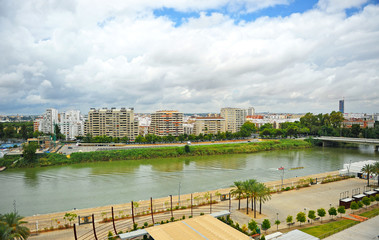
left=220, top=108, right=246, bottom=133
left=59, top=110, right=85, bottom=140
left=193, top=117, right=226, bottom=135
left=149, top=110, right=183, bottom=136
left=39, top=108, right=59, bottom=134
left=85, top=107, right=139, bottom=140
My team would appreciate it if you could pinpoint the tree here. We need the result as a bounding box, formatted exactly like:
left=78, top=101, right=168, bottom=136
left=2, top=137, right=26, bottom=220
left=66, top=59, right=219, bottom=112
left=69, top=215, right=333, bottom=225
left=261, top=219, right=271, bottom=233
left=248, top=219, right=258, bottom=233
left=350, top=201, right=359, bottom=212
left=64, top=212, right=78, bottom=226
left=317, top=208, right=326, bottom=223
left=296, top=212, right=306, bottom=226
left=351, top=124, right=361, bottom=138
left=337, top=206, right=345, bottom=217
left=362, top=196, right=371, bottom=209
left=286, top=215, right=293, bottom=228
left=328, top=207, right=337, bottom=220
left=22, top=142, right=39, bottom=164
left=134, top=135, right=145, bottom=143
left=373, top=162, right=379, bottom=186
left=361, top=164, right=374, bottom=186
left=308, top=210, right=316, bottom=224
left=0, top=212, right=30, bottom=240
left=240, top=122, right=257, bottom=137
left=274, top=219, right=281, bottom=230
left=230, top=181, right=244, bottom=210
left=257, top=183, right=271, bottom=215
left=330, top=111, right=344, bottom=129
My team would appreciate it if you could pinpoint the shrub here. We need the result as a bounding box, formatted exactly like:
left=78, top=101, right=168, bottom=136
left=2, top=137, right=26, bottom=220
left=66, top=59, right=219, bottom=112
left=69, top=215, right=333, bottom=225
left=144, top=222, right=148, bottom=227
left=350, top=201, right=359, bottom=212
left=170, top=217, right=175, bottom=222
left=358, top=201, right=363, bottom=208
left=328, top=207, right=337, bottom=219
left=362, top=196, right=371, bottom=208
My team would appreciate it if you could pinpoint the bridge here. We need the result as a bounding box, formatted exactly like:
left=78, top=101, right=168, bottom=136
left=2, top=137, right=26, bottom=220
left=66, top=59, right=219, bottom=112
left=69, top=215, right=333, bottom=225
left=314, top=136, right=379, bottom=151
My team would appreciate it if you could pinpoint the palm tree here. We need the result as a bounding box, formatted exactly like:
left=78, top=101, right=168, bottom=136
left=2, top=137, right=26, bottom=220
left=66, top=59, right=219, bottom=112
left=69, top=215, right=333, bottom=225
left=373, top=161, right=379, bottom=186
left=361, top=164, right=374, bottom=186
left=257, top=183, right=272, bottom=215
left=0, top=212, right=30, bottom=240
left=242, top=179, right=259, bottom=218
left=230, top=181, right=244, bottom=210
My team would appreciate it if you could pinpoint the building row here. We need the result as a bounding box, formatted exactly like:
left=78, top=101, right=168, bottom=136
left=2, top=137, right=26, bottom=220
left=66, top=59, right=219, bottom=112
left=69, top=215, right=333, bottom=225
left=35, top=106, right=378, bottom=141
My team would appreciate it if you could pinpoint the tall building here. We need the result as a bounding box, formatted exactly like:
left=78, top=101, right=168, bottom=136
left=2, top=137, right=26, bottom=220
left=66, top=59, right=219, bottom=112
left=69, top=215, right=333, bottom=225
left=40, top=108, right=59, bottom=134
left=220, top=108, right=246, bottom=133
left=246, top=107, right=255, bottom=116
left=339, top=99, right=344, bottom=113
left=59, top=110, right=85, bottom=140
left=193, top=117, right=226, bottom=135
left=85, top=107, right=139, bottom=140
left=149, top=110, right=183, bottom=136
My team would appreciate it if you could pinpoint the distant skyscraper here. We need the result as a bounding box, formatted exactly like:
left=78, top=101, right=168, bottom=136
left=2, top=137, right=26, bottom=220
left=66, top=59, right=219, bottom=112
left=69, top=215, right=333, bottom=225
left=339, top=99, right=344, bottom=113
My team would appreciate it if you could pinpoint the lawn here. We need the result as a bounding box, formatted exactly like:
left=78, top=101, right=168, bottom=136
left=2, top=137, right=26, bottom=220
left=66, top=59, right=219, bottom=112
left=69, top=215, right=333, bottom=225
left=301, top=219, right=358, bottom=239
left=359, top=207, right=379, bottom=218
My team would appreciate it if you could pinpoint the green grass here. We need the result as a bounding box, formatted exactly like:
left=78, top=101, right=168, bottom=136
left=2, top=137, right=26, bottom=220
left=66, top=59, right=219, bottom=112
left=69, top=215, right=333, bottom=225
left=1, top=139, right=311, bottom=168
left=301, top=219, right=358, bottom=239
left=359, top=207, right=379, bottom=218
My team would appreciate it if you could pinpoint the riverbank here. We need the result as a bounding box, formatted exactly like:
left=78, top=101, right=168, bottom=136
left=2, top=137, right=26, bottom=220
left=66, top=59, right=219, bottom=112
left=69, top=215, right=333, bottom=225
left=23, top=170, right=338, bottom=229
left=1, top=139, right=311, bottom=168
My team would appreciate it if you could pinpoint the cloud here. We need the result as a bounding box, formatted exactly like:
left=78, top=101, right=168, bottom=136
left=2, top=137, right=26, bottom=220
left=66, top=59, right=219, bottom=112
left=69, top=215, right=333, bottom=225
left=0, top=0, right=378, bottom=115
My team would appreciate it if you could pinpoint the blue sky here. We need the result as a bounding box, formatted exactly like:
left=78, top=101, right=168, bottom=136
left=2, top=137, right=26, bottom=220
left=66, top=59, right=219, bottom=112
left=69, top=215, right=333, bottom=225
left=0, top=0, right=379, bottom=114
left=153, top=0, right=377, bottom=26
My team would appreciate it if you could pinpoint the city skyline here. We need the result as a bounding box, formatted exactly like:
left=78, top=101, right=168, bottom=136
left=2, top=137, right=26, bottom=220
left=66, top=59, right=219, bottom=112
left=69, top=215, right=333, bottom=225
left=1, top=0, right=379, bottom=115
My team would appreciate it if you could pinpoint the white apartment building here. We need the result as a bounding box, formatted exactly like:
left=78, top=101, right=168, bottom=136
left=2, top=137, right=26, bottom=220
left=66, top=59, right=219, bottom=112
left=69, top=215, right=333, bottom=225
left=220, top=108, right=246, bottom=133
left=149, top=110, right=184, bottom=136
left=246, top=107, right=255, bottom=116
left=59, top=110, right=85, bottom=140
left=85, top=107, right=139, bottom=140
left=193, top=117, right=226, bottom=135
left=40, top=108, right=59, bottom=134
left=183, top=123, right=194, bottom=135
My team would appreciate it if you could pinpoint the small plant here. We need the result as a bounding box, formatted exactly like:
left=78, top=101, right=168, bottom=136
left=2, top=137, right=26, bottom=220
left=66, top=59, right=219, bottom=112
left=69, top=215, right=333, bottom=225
left=337, top=206, right=345, bottom=217
left=286, top=215, right=293, bottom=228
left=160, top=220, right=164, bottom=224
left=261, top=219, right=271, bottom=233
left=350, top=201, right=359, bottom=212
left=170, top=217, right=175, bottom=222
left=358, top=201, right=363, bottom=208
left=182, top=215, right=185, bottom=220
left=296, top=212, right=306, bottom=226
left=200, top=212, right=204, bottom=215
left=274, top=219, right=281, bottom=230
left=362, top=196, right=371, bottom=208
left=189, top=215, right=193, bottom=218
left=328, top=207, right=337, bottom=220
left=308, top=210, right=316, bottom=224
left=133, top=223, right=138, bottom=230
left=144, top=222, right=148, bottom=227
left=317, top=208, right=326, bottom=223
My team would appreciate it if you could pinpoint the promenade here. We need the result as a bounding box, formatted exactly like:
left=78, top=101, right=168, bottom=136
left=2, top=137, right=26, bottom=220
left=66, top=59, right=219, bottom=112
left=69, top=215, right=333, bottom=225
left=26, top=170, right=372, bottom=240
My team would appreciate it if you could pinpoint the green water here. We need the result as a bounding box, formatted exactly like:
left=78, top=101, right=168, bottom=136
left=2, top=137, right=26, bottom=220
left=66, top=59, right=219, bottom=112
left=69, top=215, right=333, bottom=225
left=0, top=146, right=377, bottom=216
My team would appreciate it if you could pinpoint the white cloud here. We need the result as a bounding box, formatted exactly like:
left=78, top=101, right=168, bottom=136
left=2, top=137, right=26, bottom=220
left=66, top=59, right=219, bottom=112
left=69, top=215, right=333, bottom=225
left=0, top=0, right=378, bottom=114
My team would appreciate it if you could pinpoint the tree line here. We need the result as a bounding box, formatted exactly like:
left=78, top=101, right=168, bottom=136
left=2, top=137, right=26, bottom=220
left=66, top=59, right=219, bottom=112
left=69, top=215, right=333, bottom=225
left=260, top=111, right=379, bottom=139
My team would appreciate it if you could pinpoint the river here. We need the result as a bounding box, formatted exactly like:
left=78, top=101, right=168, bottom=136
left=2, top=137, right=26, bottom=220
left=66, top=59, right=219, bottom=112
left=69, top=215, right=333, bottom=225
left=0, top=146, right=378, bottom=216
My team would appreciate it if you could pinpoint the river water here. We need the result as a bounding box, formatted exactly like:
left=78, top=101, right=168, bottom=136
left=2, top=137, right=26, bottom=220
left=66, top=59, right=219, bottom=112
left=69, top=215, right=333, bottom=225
left=0, top=146, right=378, bottom=216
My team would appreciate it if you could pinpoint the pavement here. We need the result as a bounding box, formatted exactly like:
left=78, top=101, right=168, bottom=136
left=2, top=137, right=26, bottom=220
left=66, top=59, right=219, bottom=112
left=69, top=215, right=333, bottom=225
left=27, top=172, right=374, bottom=240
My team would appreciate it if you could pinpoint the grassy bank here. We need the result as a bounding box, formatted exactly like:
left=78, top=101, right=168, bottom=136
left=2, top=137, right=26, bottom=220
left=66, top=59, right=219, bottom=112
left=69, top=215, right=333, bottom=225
left=1, top=139, right=311, bottom=168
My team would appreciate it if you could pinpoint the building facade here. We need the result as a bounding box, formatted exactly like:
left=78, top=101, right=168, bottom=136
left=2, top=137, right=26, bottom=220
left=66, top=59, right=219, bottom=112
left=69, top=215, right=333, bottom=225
left=39, top=108, right=59, bottom=134
left=220, top=108, right=246, bottom=133
left=193, top=117, right=226, bottom=135
left=149, top=110, right=184, bottom=136
left=59, top=110, right=85, bottom=140
left=339, top=99, right=344, bottom=113
left=85, top=107, right=139, bottom=140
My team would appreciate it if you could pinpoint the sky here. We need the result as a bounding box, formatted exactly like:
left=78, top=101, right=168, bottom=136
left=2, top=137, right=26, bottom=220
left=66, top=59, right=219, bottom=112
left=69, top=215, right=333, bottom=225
left=0, top=0, right=379, bottom=115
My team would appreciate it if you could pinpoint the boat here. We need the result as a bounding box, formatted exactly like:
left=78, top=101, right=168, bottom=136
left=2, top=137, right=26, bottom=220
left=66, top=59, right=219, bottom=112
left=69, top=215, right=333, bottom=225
left=0, top=166, right=6, bottom=172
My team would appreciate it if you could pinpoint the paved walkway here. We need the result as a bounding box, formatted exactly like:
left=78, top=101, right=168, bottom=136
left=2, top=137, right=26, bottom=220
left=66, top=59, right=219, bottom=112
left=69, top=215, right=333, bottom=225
left=28, top=172, right=370, bottom=239
left=324, top=215, right=379, bottom=240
